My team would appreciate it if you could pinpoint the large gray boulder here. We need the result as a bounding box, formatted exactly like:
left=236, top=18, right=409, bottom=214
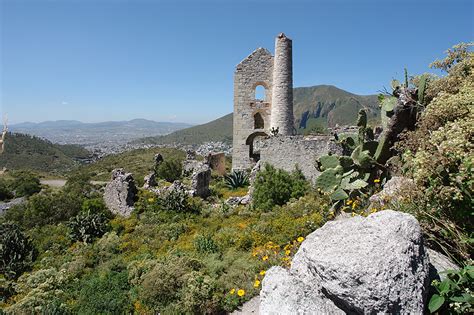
left=260, top=210, right=430, bottom=314
left=103, top=169, right=138, bottom=217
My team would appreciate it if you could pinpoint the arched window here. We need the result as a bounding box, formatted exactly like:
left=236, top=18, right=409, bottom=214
left=255, top=85, right=266, bottom=100
left=254, top=112, right=264, bottom=129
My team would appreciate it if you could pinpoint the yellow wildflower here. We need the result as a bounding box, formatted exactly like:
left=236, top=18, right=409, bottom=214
left=230, top=288, right=235, bottom=295
left=254, top=280, right=261, bottom=287
left=262, top=255, right=269, bottom=261
left=351, top=212, right=356, bottom=217
left=346, top=200, right=353, bottom=205
left=374, top=179, right=380, bottom=183
left=259, top=270, right=266, bottom=276
left=352, top=202, right=357, bottom=210
left=237, top=289, right=245, bottom=297
left=297, top=236, right=304, bottom=243
left=148, top=198, right=154, bottom=203
left=285, top=249, right=291, bottom=255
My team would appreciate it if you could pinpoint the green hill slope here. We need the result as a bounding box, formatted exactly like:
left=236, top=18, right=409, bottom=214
left=135, top=85, right=379, bottom=145
left=137, top=113, right=233, bottom=145
left=293, top=85, right=380, bottom=132
left=0, top=133, right=90, bottom=174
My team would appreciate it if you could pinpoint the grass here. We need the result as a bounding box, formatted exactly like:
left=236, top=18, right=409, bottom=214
left=80, top=147, right=185, bottom=186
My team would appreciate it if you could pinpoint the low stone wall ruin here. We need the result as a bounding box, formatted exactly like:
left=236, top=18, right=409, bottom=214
left=259, top=135, right=342, bottom=183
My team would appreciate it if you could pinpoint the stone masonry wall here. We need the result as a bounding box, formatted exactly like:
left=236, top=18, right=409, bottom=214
left=232, top=48, right=274, bottom=170
left=259, top=135, right=342, bottom=183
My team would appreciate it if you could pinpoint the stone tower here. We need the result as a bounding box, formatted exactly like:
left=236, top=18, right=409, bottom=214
left=270, top=33, right=294, bottom=135
left=232, top=33, right=294, bottom=170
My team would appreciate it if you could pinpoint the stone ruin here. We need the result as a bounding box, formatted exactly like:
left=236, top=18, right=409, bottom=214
left=104, top=168, right=138, bottom=217
left=232, top=33, right=340, bottom=181
left=206, top=152, right=226, bottom=176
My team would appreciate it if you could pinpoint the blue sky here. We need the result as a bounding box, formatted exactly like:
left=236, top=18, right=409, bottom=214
left=1, top=0, right=473, bottom=124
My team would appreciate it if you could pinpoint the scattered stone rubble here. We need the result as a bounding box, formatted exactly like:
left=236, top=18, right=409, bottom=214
left=104, top=168, right=138, bottom=217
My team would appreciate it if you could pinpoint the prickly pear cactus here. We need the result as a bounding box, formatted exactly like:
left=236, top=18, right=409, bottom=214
left=315, top=168, right=341, bottom=193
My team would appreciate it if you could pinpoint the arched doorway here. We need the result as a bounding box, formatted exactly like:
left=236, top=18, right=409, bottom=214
left=246, top=132, right=268, bottom=162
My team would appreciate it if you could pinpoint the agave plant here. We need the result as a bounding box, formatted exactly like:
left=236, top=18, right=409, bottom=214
left=224, top=170, right=249, bottom=189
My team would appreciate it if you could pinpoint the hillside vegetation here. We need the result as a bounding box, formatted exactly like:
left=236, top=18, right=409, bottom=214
left=80, top=147, right=186, bottom=186
left=137, top=113, right=233, bottom=145
left=136, top=86, right=379, bottom=145
left=0, top=133, right=90, bottom=174
left=1, top=44, right=472, bottom=314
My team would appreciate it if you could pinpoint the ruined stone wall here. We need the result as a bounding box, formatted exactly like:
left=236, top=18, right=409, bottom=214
left=270, top=33, right=294, bottom=135
left=259, top=135, right=342, bottom=183
left=232, top=48, right=274, bottom=170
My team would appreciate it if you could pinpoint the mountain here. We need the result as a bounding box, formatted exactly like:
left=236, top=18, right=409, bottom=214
left=9, top=119, right=193, bottom=146
left=135, top=85, right=379, bottom=145
left=0, top=133, right=91, bottom=173
left=136, top=113, right=233, bottom=145
left=293, top=85, right=380, bottom=133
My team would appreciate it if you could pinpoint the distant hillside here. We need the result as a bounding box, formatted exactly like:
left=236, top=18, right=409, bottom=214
left=136, top=113, right=233, bottom=145
left=10, top=119, right=192, bottom=146
left=293, top=85, right=380, bottom=133
left=135, top=85, right=379, bottom=145
left=0, top=133, right=91, bottom=174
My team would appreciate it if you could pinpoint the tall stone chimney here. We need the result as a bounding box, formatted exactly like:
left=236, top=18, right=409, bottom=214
left=270, top=33, right=294, bottom=135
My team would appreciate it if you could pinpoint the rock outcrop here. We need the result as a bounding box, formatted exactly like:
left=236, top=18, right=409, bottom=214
left=103, top=169, right=138, bottom=217
left=143, top=172, right=157, bottom=189
left=260, top=210, right=430, bottom=314
left=369, top=176, right=415, bottom=206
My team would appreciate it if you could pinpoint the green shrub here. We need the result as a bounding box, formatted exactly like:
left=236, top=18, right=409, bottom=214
left=138, top=256, right=201, bottom=311
left=9, top=171, right=41, bottom=197
left=429, top=265, right=473, bottom=314
left=160, top=185, right=195, bottom=213
left=0, top=222, right=36, bottom=279
left=155, top=159, right=182, bottom=183
left=253, top=164, right=309, bottom=211
left=4, top=190, right=83, bottom=229
left=395, top=43, right=473, bottom=263
left=73, top=270, right=131, bottom=314
left=0, top=178, right=13, bottom=201
left=194, top=234, right=220, bottom=254
left=67, top=210, right=109, bottom=244
left=180, top=271, right=220, bottom=313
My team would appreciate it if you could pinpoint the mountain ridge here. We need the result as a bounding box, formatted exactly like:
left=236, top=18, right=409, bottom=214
left=135, top=85, right=380, bottom=145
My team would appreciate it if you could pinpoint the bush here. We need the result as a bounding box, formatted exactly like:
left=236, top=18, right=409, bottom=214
left=0, top=222, right=36, bottom=279
left=253, top=164, right=310, bottom=211
left=73, top=270, right=131, bottom=314
left=180, top=271, right=220, bottom=313
left=67, top=210, right=109, bottom=244
left=160, top=185, right=196, bottom=213
left=156, top=159, right=182, bottom=183
left=0, top=178, right=13, bottom=201
left=4, top=190, right=83, bottom=229
left=8, top=171, right=41, bottom=197
left=138, top=256, right=201, bottom=311
left=396, top=43, right=473, bottom=263
left=194, top=234, right=220, bottom=254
